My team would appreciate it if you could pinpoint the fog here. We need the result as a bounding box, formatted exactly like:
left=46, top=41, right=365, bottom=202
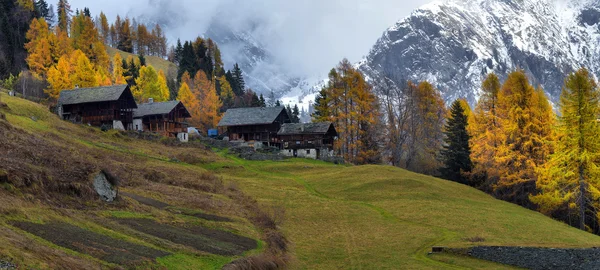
left=54, top=0, right=432, bottom=78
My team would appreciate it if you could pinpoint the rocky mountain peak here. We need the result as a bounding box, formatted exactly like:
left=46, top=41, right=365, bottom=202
left=358, top=0, right=600, bottom=105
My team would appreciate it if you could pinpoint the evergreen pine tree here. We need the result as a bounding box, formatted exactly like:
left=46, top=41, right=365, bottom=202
left=83, top=7, right=90, bottom=17
left=286, top=105, right=293, bottom=120
left=292, top=104, right=300, bottom=123
left=259, top=94, right=266, bottom=107
left=57, top=0, right=71, bottom=32
left=251, top=92, right=260, bottom=107
left=440, top=100, right=473, bottom=184
left=174, top=39, right=183, bottom=65
left=275, top=100, right=281, bottom=107
left=138, top=53, right=146, bottom=67
left=232, top=63, right=245, bottom=96
left=312, top=87, right=329, bottom=121
left=34, top=0, right=50, bottom=19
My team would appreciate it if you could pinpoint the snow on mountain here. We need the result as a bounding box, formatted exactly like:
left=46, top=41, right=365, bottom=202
left=357, top=0, right=600, bottom=105
left=203, top=19, right=314, bottom=102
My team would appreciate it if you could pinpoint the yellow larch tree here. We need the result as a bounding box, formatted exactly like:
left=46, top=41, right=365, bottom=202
left=133, top=65, right=164, bottom=103
left=177, top=82, right=201, bottom=126
left=532, top=68, right=600, bottom=231
left=112, top=53, right=126, bottom=85
left=494, top=70, right=552, bottom=206
left=70, top=50, right=99, bottom=88
left=157, top=70, right=170, bottom=101
left=218, top=75, right=235, bottom=110
left=313, top=59, right=381, bottom=164
left=25, top=18, right=54, bottom=78
left=193, top=70, right=222, bottom=132
left=46, top=55, right=73, bottom=99
left=469, top=73, right=503, bottom=189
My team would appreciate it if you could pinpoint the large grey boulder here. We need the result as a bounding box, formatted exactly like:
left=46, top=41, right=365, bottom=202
left=93, top=171, right=118, bottom=202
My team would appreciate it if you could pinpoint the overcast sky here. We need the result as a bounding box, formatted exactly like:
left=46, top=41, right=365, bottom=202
left=52, top=0, right=433, bottom=77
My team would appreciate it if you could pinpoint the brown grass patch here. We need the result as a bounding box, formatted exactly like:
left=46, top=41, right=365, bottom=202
left=10, top=221, right=169, bottom=266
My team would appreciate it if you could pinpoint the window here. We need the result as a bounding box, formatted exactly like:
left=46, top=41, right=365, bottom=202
left=307, top=150, right=310, bottom=154
left=135, top=125, right=138, bottom=130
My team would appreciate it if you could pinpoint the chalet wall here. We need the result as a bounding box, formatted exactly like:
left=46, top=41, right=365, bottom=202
left=113, top=120, right=125, bottom=131
left=133, top=119, right=143, bottom=131
left=177, top=132, right=189, bottom=143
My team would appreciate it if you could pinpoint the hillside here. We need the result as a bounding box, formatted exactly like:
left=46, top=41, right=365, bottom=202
left=358, top=0, right=600, bottom=105
left=1, top=92, right=600, bottom=269
left=0, top=92, right=285, bottom=269
left=205, top=155, right=600, bottom=268
left=107, top=47, right=178, bottom=78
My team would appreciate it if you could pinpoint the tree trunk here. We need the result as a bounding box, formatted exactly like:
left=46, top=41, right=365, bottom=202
left=579, top=165, right=586, bottom=231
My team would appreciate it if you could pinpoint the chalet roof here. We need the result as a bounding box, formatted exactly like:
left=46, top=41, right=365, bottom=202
left=133, top=100, right=190, bottom=118
left=278, top=122, right=336, bottom=135
left=58, top=85, right=136, bottom=107
left=218, top=107, right=287, bottom=127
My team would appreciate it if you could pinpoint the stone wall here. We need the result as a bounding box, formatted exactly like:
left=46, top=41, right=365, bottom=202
left=461, top=246, right=600, bottom=270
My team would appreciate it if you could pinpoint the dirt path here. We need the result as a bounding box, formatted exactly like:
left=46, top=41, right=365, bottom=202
left=121, top=192, right=170, bottom=209
left=121, top=192, right=233, bottom=222
left=11, top=221, right=170, bottom=266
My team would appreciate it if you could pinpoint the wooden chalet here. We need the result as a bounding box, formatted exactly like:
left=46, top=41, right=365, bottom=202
left=133, top=99, right=191, bottom=140
left=278, top=122, right=337, bottom=159
left=218, top=107, right=291, bottom=148
left=57, top=85, right=137, bottom=130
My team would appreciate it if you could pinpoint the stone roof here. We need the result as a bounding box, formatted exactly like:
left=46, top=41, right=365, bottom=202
left=58, top=85, right=136, bottom=107
left=133, top=100, right=190, bottom=118
left=218, top=107, right=287, bottom=127
left=277, top=122, right=336, bottom=135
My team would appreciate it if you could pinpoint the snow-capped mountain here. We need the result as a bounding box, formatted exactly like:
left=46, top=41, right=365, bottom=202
left=204, top=19, right=312, bottom=101
left=358, top=0, right=600, bottom=105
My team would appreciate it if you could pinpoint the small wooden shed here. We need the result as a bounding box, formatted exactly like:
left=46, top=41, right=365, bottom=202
left=277, top=122, right=337, bottom=159
left=218, top=107, right=291, bottom=148
left=133, top=100, right=191, bottom=140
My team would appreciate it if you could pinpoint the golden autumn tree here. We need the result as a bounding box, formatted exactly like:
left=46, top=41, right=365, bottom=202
left=469, top=73, right=503, bottom=188
left=157, top=70, right=170, bottom=101
left=177, top=82, right=201, bottom=126
left=46, top=55, right=72, bottom=99
left=112, top=53, right=126, bottom=85
left=192, top=70, right=222, bottom=132
left=71, top=13, right=109, bottom=71
left=532, top=68, right=600, bottom=231
left=218, top=75, right=235, bottom=110
left=133, top=65, right=165, bottom=103
left=494, top=70, right=552, bottom=206
left=25, top=18, right=54, bottom=77
left=52, top=29, right=73, bottom=62
left=70, top=50, right=98, bottom=88
left=313, top=59, right=381, bottom=164
left=180, top=71, right=193, bottom=90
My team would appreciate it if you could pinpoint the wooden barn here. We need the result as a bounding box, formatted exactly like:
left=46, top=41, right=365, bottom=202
left=218, top=107, right=291, bottom=148
left=133, top=99, right=191, bottom=141
left=278, top=122, right=337, bottom=159
left=57, top=85, right=137, bottom=130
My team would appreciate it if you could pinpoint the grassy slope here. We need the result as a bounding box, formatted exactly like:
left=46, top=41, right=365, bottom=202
left=0, top=92, right=264, bottom=269
left=106, top=47, right=178, bottom=77
left=203, top=154, right=600, bottom=269
left=2, top=92, right=600, bottom=269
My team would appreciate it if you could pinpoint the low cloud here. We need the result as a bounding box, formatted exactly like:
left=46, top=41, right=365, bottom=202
left=60, top=0, right=432, bottom=78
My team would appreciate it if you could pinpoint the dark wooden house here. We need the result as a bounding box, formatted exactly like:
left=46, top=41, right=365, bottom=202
left=57, top=85, right=137, bottom=130
left=218, top=107, right=291, bottom=148
left=277, top=122, right=337, bottom=159
left=133, top=99, right=191, bottom=141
